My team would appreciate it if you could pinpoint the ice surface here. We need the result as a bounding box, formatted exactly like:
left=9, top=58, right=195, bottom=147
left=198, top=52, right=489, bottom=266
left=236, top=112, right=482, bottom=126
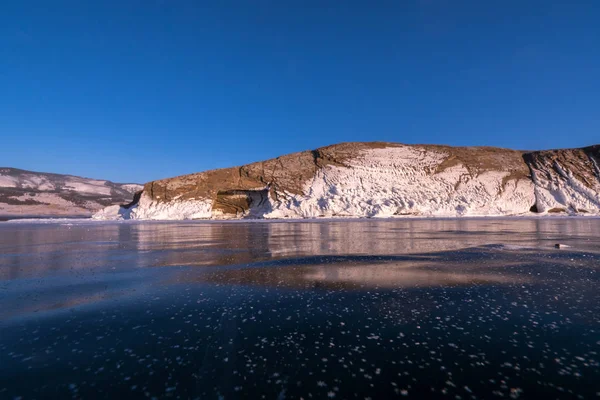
left=1, top=218, right=599, bottom=399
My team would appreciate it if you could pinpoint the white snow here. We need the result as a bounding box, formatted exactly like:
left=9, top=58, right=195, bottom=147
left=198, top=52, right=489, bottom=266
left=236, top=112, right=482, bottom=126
left=0, top=175, right=18, bottom=187
left=530, top=161, right=600, bottom=214
left=1, top=171, right=140, bottom=194
left=94, top=193, right=213, bottom=220
left=9, top=193, right=74, bottom=207
left=92, top=204, right=135, bottom=220
left=64, top=180, right=112, bottom=195
left=20, top=176, right=56, bottom=191
left=0, top=192, right=91, bottom=216
left=264, top=147, right=535, bottom=219
left=121, top=184, right=144, bottom=194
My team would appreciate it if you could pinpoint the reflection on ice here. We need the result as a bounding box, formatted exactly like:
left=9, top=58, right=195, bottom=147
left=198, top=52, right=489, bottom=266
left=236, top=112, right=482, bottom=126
left=192, top=259, right=530, bottom=290
left=183, top=245, right=591, bottom=290
left=1, top=218, right=599, bottom=280
left=302, top=262, right=527, bottom=288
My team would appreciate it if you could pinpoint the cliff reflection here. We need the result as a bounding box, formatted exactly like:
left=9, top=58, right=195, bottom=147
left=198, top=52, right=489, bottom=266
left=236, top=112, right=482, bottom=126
left=2, top=219, right=599, bottom=320
left=180, top=256, right=532, bottom=291
left=1, top=218, right=599, bottom=280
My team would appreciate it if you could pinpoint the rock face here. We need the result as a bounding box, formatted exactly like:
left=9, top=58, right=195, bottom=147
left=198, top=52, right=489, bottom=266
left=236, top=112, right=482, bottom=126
left=94, top=142, right=600, bottom=220
left=0, top=168, right=142, bottom=218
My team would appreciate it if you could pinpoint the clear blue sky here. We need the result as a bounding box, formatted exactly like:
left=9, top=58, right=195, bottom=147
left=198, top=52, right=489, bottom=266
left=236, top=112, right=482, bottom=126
left=1, top=1, right=599, bottom=183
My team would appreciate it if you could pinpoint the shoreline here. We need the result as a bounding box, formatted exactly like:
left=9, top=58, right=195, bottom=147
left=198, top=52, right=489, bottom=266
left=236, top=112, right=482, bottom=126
left=3, top=214, right=600, bottom=224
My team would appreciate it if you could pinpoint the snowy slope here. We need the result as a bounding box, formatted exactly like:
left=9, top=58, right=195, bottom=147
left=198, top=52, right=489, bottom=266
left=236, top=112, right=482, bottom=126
left=0, top=168, right=142, bottom=217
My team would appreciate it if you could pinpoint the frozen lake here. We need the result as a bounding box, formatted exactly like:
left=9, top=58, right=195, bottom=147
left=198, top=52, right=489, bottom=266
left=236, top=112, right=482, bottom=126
left=1, top=218, right=599, bottom=398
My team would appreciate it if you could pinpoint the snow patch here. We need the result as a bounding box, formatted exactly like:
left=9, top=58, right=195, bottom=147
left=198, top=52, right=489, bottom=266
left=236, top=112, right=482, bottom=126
left=0, top=175, right=18, bottom=187
left=64, top=180, right=112, bottom=195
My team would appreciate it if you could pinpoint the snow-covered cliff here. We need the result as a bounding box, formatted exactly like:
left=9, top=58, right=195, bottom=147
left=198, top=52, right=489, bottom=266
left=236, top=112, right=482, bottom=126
left=524, top=146, right=600, bottom=214
left=93, top=142, right=600, bottom=220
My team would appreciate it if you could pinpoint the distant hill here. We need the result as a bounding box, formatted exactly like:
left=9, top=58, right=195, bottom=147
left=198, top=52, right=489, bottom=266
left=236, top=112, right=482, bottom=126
left=0, top=167, right=142, bottom=218
left=94, top=142, right=600, bottom=220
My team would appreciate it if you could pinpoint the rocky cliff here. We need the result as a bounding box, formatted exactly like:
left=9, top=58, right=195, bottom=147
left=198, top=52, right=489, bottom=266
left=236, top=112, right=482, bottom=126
left=0, top=168, right=142, bottom=218
left=93, top=142, right=600, bottom=220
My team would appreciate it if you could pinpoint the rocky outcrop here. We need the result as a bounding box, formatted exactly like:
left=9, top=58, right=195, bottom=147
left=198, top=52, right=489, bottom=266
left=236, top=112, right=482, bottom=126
left=94, top=142, right=600, bottom=220
left=0, top=168, right=142, bottom=218
left=212, top=188, right=271, bottom=218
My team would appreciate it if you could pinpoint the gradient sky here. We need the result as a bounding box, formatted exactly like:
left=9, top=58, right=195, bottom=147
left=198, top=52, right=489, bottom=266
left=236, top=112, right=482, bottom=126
left=1, top=1, right=599, bottom=183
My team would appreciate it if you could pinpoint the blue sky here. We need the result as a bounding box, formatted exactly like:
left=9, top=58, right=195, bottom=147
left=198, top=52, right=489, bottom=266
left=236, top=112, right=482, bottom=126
left=1, top=1, right=599, bottom=183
